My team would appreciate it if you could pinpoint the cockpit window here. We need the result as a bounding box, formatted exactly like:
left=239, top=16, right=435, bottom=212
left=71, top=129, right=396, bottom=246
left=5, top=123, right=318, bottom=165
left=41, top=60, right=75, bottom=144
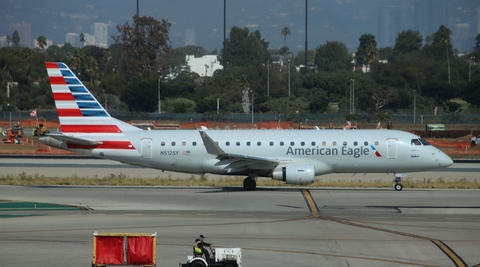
left=411, top=139, right=421, bottom=146
left=419, top=138, right=431, bottom=145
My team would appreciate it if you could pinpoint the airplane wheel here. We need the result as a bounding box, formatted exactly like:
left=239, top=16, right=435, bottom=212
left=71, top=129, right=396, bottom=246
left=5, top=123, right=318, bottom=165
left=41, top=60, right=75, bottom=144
left=243, top=177, right=256, bottom=191
left=394, top=183, right=403, bottom=191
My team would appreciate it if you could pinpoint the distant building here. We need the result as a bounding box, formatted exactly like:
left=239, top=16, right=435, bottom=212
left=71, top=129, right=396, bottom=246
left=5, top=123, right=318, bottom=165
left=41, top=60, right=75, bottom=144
left=0, top=36, right=8, bottom=47
left=66, top=33, right=79, bottom=47
left=94, top=22, right=108, bottom=48
left=83, top=33, right=96, bottom=46
left=8, top=23, right=32, bottom=48
left=185, top=54, right=222, bottom=77
left=378, top=6, right=412, bottom=48
left=185, top=29, right=196, bottom=46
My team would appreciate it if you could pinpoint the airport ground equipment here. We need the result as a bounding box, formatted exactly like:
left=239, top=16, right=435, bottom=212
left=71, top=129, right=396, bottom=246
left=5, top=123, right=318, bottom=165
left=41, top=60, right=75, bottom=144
left=33, top=117, right=49, bottom=136
left=92, top=232, right=156, bottom=267
left=179, top=246, right=241, bottom=267
left=471, top=134, right=480, bottom=146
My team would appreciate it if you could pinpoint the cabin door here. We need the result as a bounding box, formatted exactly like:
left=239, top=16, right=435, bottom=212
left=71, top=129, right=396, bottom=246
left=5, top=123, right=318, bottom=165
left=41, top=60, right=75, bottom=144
left=387, top=138, right=398, bottom=159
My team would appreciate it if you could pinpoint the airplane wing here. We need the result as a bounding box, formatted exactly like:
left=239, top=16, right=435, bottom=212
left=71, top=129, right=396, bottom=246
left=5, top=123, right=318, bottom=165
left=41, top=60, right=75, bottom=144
left=199, top=130, right=279, bottom=167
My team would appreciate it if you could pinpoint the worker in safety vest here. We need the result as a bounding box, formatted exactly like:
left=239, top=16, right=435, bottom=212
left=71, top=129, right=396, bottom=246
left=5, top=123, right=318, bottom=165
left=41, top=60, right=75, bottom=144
left=194, top=235, right=212, bottom=260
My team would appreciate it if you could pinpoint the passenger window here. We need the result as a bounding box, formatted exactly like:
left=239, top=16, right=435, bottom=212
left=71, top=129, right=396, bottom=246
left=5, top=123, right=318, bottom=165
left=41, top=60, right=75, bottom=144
left=236, top=141, right=240, bottom=146
left=364, top=141, right=368, bottom=146
left=269, top=141, right=274, bottom=146
left=226, top=142, right=230, bottom=146
left=246, top=141, right=251, bottom=146
left=301, top=141, right=305, bottom=146
left=311, top=141, right=315, bottom=146
left=257, top=141, right=261, bottom=146
left=375, top=141, right=379, bottom=146
left=182, top=141, right=186, bottom=146
left=192, top=142, right=197, bottom=146
left=280, top=141, right=284, bottom=146
left=411, top=139, right=421, bottom=146
left=322, top=141, right=326, bottom=146
left=161, top=141, right=165, bottom=146
left=343, top=141, right=347, bottom=146
left=171, top=141, right=176, bottom=146
left=290, top=141, right=295, bottom=146
left=333, top=141, right=337, bottom=146
left=353, top=141, right=358, bottom=146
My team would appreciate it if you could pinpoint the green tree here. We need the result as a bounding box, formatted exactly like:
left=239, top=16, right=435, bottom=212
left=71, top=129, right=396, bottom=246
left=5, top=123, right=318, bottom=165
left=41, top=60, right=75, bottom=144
left=434, top=25, right=452, bottom=83
left=281, top=26, right=291, bottom=48
left=12, top=30, right=20, bottom=48
left=37, top=35, right=47, bottom=52
left=356, top=34, right=377, bottom=66
left=221, top=26, right=271, bottom=68
left=113, top=15, right=172, bottom=82
left=314, top=41, right=351, bottom=72
left=70, top=48, right=84, bottom=74
left=391, top=30, right=422, bottom=62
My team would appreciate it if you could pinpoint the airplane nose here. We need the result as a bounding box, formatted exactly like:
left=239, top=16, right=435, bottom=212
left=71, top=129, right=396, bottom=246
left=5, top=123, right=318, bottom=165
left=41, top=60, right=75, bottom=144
left=438, top=151, right=454, bottom=167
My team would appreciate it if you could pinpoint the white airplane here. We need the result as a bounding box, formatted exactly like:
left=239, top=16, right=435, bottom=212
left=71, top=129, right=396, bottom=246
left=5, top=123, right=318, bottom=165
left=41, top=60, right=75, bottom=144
left=40, top=62, right=453, bottom=191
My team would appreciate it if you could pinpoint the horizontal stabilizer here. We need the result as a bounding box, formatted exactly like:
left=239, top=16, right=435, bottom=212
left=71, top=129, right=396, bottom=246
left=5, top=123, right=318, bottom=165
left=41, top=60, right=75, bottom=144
left=42, top=133, right=101, bottom=146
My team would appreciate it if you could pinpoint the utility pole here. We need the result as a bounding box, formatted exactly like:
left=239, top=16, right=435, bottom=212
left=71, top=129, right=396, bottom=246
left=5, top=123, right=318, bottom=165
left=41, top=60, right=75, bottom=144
left=413, top=90, right=416, bottom=124
left=158, top=78, right=161, bottom=113
left=304, top=0, right=308, bottom=76
left=351, top=79, right=355, bottom=114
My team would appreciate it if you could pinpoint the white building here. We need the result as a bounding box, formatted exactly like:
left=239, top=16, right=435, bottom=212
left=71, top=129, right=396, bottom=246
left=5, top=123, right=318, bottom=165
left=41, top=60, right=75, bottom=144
left=185, top=55, right=222, bottom=77
left=66, top=33, right=79, bottom=47
left=94, top=22, right=108, bottom=48
left=83, top=33, right=96, bottom=46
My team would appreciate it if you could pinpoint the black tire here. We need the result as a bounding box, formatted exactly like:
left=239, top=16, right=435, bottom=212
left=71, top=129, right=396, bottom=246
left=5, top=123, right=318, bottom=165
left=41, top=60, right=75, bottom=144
left=471, top=141, right=476, bottom=147
left=191, top=261, right=206, bottom=267
left=394, top=183, right=403, bottom=191
left=243, top=177, right=256, bottom=191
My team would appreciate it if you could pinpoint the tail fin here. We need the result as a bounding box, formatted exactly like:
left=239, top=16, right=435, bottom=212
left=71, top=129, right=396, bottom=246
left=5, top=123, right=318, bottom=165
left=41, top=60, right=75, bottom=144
left=45, top=62, right=140, bottom=135
left=43, top=62, right=141, bottom=152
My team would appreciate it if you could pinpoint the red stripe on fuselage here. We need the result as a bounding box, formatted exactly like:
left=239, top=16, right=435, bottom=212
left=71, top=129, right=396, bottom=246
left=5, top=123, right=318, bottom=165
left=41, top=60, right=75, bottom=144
left=49, top=76, right=66, bottom=84
left=66, top=141, right=135, bottom=150
left=61, top=125, right=122, bottom=133
left=53, top=92, right=75, bottom=101
left=57, top=109, right=83, bottom=117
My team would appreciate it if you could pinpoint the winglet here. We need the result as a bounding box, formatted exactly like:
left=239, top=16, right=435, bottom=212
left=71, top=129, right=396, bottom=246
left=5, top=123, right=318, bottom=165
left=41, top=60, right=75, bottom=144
left=199, top=130, right=225, bottom=157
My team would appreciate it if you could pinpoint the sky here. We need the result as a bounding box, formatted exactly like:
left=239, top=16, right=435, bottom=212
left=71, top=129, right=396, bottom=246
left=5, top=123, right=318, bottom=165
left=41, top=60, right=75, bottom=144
left=1, top=0, right=478, bottom=53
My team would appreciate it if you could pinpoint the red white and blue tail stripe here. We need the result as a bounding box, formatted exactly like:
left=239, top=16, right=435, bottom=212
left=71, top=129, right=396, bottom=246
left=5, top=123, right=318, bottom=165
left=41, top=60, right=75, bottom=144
left=44, top=62, right=141, bottom=152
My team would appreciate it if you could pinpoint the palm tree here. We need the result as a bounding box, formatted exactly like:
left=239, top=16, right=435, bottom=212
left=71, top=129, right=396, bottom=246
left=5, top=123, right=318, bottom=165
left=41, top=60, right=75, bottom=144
left=239, top=74, right=250, bottom=114
left=5, top=35, right=12, bottom=47
left=281, top=26, right=291, bottom=61
left=37, top=35, right=47, bottom=52
left=71, top=48, right=84, bottom=74
left=435, top=25, right=452, bottom=83
left=79, top=33, right=85, bottom=47
left=84, top=56, right=98, bottom=83
left=364, top=43, right=379, bottom=64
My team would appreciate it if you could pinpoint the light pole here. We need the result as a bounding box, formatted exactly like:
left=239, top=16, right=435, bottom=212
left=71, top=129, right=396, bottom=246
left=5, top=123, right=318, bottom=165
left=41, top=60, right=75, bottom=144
left=7, top=103, right=12, bottom=128
left=413, top=90, right=416, bottom=124
left=267, top=60, right=270, bottom=97
left=350, top=79, right=355, bottom=114
left=103, top=90, right=107, bottom=110
left=158, top=78, right=161, bottom=113
left=288, top=59, right=291, bottom=97
left=251, top=91, right=254, bottom=123
left=469, top=56, right=475, bottom=82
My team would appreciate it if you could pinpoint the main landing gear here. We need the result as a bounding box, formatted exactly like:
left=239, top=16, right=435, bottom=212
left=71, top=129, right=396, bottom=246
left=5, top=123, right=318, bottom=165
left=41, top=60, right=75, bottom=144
left=243, top=176, right=256, bottom=191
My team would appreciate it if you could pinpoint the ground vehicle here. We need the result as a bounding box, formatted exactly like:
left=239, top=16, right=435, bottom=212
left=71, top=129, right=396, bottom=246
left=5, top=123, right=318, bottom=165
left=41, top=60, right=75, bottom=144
left=2, top=123, right=24, bottom=144
left=34, top=117, right=49, bottom=136
left=471, top=135, right=480, bottom=146
left=180, top=246, right=241, bottom=267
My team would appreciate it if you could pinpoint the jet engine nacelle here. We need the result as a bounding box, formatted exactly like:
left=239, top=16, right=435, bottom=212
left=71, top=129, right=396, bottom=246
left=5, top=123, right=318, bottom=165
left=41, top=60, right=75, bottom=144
left=272, top=163, right=315, bottom=185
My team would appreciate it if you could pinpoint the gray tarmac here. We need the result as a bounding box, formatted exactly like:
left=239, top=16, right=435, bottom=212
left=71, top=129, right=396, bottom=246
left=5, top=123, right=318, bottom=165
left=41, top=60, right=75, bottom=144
left=0, top=158, right=479, bottom=267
